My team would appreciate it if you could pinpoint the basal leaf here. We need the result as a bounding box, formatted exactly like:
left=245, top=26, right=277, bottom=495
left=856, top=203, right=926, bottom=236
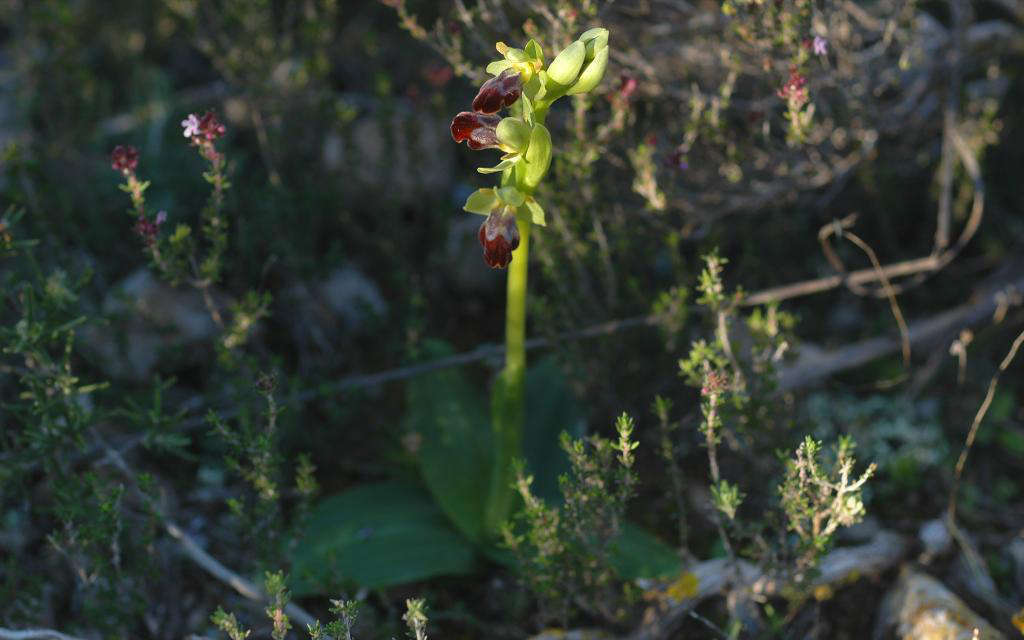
left=290, top=481, right=477, bottom=594
left=405, top=340, right=493, bottom=542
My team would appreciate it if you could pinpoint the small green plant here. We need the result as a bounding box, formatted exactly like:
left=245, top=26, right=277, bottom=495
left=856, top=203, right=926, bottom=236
left=779, top=435, right=876, bottom=568
left=502, top=413, right=641, bottom=627
left=212, top=573, right=429, bottom=640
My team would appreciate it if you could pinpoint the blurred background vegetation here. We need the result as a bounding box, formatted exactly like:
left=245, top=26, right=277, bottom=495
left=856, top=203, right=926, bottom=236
left=2, top=0, right=1024, bottom=638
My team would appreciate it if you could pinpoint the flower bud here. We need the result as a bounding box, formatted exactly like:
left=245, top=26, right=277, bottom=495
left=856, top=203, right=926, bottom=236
left=478, top=207, right=520, bottom=269
left=451, top=112, right=502, bottom=150
left=110, top=145, right=139, bottom=173
left=566, top=28, right=609, bottom=95
left=495, top=117, right=531, bottom=153
left=472, top=69, right=523, bottom=114
left=546, top=40, right=586, bottom=86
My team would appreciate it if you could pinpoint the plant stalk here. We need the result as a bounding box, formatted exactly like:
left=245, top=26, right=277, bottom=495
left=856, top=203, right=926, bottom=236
left=485, top=212, right=531, bottom=535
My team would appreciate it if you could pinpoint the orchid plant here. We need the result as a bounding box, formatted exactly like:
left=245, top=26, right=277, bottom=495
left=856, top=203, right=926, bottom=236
left=450, top=29, right=609, bottom=535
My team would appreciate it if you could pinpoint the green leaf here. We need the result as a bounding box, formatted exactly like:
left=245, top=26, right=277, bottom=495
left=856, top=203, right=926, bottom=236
left=522, top=199, right=545, bottom=226
left=609, top=522, right=683, bottom=580
left=289, top=481, right=477, bottom=594
left=523, top=357, right=583, bottom=502
left=478, top=157, right=520, bottom=174
left=463, top=188, right=499, bottom=215
left=405, top=340, right=493, bottom=542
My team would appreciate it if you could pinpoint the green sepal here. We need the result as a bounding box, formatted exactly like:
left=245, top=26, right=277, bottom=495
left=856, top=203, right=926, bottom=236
left=530, top=71, right=549, bottom=103
left=497, top=186, right=526, bottom=207
left=486, top=59, right=515, bottom=76
left=524, top=39, right=544, bottom=65
left=463, top=188, right=500, bottom=215
left=522, top=198, right=545, bottom=226
left=496, top=118, right=531, bottom=152
left=546, top=40, right=586, bottom=86
left=504, top=47, right=528, bottom=63
left=519, top=123, right=552, bottom=190
left=566, top=46, right=609, bottom=95
left=478, top=157, right=520, bottom=174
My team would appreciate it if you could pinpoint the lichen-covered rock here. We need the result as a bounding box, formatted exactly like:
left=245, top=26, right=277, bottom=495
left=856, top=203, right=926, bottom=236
left=877, top=568, right=1005, bottom=640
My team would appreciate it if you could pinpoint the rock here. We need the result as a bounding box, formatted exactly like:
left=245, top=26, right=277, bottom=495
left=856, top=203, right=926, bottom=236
left=529, top=631, right=613, bottom=640
left=319, top=267, right=387, bottom=330
left=279, top=267, right=388, bottom=367
left=322, top=106, right=455, bottom=206
left=876, top=568, right=1005, bottom=640
left=80, top=269, right=219, bottom=379
left=918, top=519, right=953, bottom=563
left=445, top=214, right=504, bottom=293
left=1007, top=536, right=1024, bottom=595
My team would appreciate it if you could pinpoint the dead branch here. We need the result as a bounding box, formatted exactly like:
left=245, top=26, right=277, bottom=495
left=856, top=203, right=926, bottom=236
left=627, top=530, right=908, bottom=640
left=0, top=630, right=86, bottom=640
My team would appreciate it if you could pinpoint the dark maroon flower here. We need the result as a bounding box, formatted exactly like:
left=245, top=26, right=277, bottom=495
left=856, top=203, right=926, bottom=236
left=471, top=69, right=522, bottom=114
left=478, top=208, right=520, bottom=268
left=451, top=111, right=502, bottom=150
left=134, top=210, right=166, bottom=245
left=134, top=216, right=159, bottom=244
left=110, top=145, right=139, bottom=173
left=197, top=111, right=226, bottom=141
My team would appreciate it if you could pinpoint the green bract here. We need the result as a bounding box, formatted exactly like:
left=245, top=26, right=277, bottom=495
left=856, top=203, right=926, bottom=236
left=518, top=123, right=552, bottom=191
left=463, top=188, right=499, bottom=215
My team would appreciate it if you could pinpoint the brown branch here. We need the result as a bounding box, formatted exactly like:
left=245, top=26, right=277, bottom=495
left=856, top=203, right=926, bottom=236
left=0, top=630, right=86, bottom=640
left=818, top=215, right=912, bottom=366
left=775, top=267, right=1024, bottom=392
left=628, top=530, right=908, bottom=640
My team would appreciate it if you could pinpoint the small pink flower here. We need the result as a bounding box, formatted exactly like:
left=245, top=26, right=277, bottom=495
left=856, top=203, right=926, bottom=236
left=471, top=69, right=523, bottom=114
left=181, top=114, right=201, bottom=138
left=777, top=68, right=809, bottom=108
left=155, top=210, right=168, bottom=225
left=813, top=36, right=828, bottom=56
left=617, top=74, right=637, bottom=100
left=110, top=145, right=139, bottom=173
left=450, top=111, right=502, bottom=150
left=478, top=207, right=520, bottom=268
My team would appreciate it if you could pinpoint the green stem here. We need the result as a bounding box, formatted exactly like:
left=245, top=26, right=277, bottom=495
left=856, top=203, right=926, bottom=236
left=485, top=211, right=531, bottom=535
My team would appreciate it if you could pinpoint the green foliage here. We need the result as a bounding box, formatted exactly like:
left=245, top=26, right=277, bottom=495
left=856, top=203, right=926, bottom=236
left=290, top=482, right=476, bottom=594
left=502, top=413, right=674, bottom=627
left=779, top=436, right=876, bottom=564
left=710, top=480, right=744, bottom=522
left=403, top=341, right=492, bottom=542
